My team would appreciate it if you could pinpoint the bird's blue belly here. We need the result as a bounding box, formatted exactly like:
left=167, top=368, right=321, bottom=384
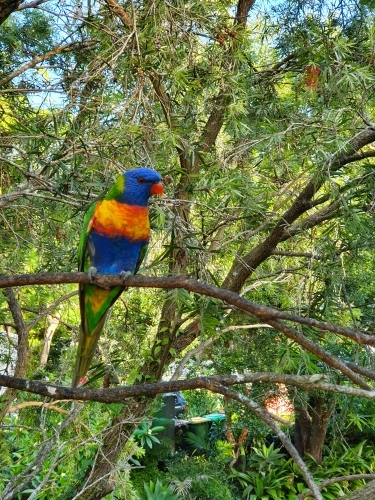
left=89, top=232, right=147, bottom=274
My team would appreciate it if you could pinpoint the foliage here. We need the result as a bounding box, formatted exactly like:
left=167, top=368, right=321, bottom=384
left=130, top=456, right=165, bottom=496
left=229, top=442, right=375, bottom=499
left=137, top=479, right=180, bottom=500
left=165, top=454, right=236, bottom=500
left=133, top=422, right=166, bottom=449
left=0, top=402, right=143, bottom=499
left=183, top=389, right=222, bottom=418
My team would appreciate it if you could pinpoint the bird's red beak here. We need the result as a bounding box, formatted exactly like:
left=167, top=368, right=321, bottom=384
left=150, top=182, right=163, bottom=196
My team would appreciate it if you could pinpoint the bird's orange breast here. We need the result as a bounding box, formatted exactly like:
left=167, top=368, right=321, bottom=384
left=89, top=200, right=150, bottom=240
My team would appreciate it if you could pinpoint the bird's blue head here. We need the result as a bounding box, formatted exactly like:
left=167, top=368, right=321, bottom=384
left=109, top=167, right=163, bottom=206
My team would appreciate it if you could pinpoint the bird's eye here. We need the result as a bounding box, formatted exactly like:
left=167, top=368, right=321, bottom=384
left=137, top=177, right=145, bottom=184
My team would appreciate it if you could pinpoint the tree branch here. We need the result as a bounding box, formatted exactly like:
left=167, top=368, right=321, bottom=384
left=104, top=0, right=133, bottom=29
left=1, top=372, right=374, bottom=404
left=223, top=126, right=375, bottom=292
left=1, top=286, right=30, bottom=418
left=212, top=383, right=323, bottom=500
left=16, top=0, right=49, bottom=11
left=267, top=318, right=370, bottom=390
left=8, top=401, right=68, bottom=414
left=1, top=273, right=374, bottom=349
left=0, top=40, right=94, bottom=87
left=298, top=475, right=375, bottom=500
left=0, top=0, right=23, bottom=25
left=26, top=291, right=78, bottom=331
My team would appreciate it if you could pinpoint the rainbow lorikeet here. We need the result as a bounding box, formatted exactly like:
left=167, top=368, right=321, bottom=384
left=72, top=168, right=163, bottom=387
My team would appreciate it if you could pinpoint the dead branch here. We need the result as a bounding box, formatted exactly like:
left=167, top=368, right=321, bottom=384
left=8, top=401, right=68, bottom=414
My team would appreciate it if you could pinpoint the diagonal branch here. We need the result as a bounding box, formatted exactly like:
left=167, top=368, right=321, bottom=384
left=212, top=383, right=323, bottom=500
left=0, top=40, right=94, bottom=87
left=26, top=291, right=77, bottom=331
left=279, top=199, right=342, bottom=242
left=299, top=475, right=375, bottom=500
left=267, top=318, right=370, bottom=390
left=104, top=0, right=133, bottom=29
left=223, top=126, right=375, bottom=292
left=148, top=71, right=174, bottom=131
left=16, top=0, right=49, bottom=11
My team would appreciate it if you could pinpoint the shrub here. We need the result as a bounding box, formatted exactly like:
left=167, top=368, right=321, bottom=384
left=165, top=454, right=236, bottom=500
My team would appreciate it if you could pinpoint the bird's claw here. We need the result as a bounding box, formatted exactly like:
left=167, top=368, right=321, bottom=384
left=87, top=267, right=98, bottom=283
left=120, top=270, right=131, bottom=283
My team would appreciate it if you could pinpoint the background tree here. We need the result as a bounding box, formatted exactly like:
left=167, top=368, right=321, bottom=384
left=3, top=0, right=375, bottom=498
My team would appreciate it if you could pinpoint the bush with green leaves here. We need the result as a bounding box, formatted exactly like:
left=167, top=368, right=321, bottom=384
left=165, top=453, right=236, bottom=500
left=137, top=479, right=180, bottom=500
left=182, top=389, right=222, bottom=419
left=133, top=422, right=166, bottom=450
left=229, top=443, right=299, bottom=500
left=229, top=442, right=375, bottom=499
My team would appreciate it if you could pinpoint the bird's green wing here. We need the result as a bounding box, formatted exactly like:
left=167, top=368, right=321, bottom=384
left=78, top=201, right=97, bottom=272
left=134, top=242, right=148, bottom=276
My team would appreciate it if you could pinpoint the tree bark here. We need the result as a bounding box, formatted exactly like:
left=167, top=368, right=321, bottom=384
left=294, top=393, right=335, bottom=463
left=0, top=0, right=23, bottom=25
left=0, top=287, right=29, bottom=420
left=39, top=313, right=60, bottom=368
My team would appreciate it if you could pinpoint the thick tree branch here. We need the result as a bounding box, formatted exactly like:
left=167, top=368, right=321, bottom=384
left=234, top=0, right=256, bottom=24
left=340, top=150, right=375, bottom=166
left=1, top=273, right=374, bottom=349
left=16, top=0, right=49, bottom=10
left=1, top=372, right=374, bottom=404
left=342, top=480, right=375, bottom=499
left=104, top=0, right=133, bottom=29
left=279, top=199, right=342, bottom=242
left=1, top=286, right=30, bottom=418
left=0, top=0, right=23, bottom=24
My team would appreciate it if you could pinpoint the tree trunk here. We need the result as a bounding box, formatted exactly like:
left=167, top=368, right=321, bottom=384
left=79, top=397, right=151, bottom=500
left=294, top=393, right=335, bottom=463
left=39, top=313, right=60, bottom=368
left=0, top=0, right=23, bottom=25
left=0, top=287, right=29, bottom=420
